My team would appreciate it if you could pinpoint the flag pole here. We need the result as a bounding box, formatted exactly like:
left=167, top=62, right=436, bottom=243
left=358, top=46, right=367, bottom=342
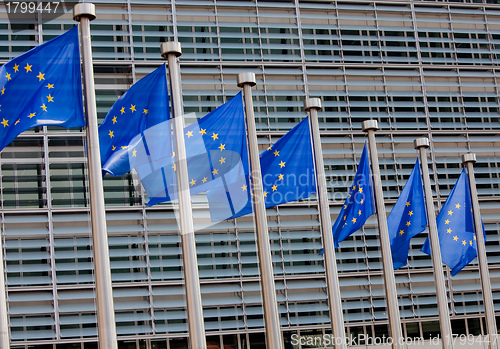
left=0, top=229, right=9, bottom=348
left=160, top=42, right=207, bottom=349
left=414, top=138, right=453, bottom=349
left=73, top=4, right=118, bottom=348
left=362, top=120, right=402, bottom=349
left=237, top=73, right=283, bottom=348
left=462, top=153, right=498, bottom=349
left=305, top=98, right=346, bottom=348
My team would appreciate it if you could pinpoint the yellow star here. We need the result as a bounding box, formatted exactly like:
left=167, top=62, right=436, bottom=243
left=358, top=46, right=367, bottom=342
left=278, top=174, right=284, bottom=180
left=13, top=64, right=19, bottom=72
left=132, top=149, right=137, bottom=157
left=406, top=221, right=411, bottom=226
left=5, top=73, right=11, bottom=81
left=37, top=72, right=45, bottom=81
left=352, top=185, right=356, bottom=190
left=447, top=228, right=452, bottom=234
left=190, top=179, right=196, bottom=186
left=120, top=107, right=125, bottom=114
left=172, top=163, right=176, bottom=171
left=343, top=205, right=347, bottom=209
left=263, top=191, right=268, bottom=197
left=343, top=215, right=346, bottom=220
left=112, top=116, right=117, bottom=124
left=14, top=120, right=19, bottom=125
left=200, top=128, right=206, bottom=135
left=202, top=177, right=207, bottom=183
left=121, top=146, right=127, bottom=149
left=185, top=130, right=193, bottom=138
left=1, top=118, right=8, bottom=127
left=211, top=133, right=218, bottom=140
left=47, top=94, right=54, bottom=102
left=272, top=184, right=278, bottom=191
left=274, top=150, right=279, bottom=157
left=358, top=210, right=362, bottom=216
left=448, top=210, right=453, bottom=215
left=406, top=201, right=410, bottom=207
left=108, top=130, right=114, bottom=138
left=453, top=236, right=458, bottom=241
left=474, top=236, right=476, bottom=240
left=219, top=157, right=226, bottom=164
left=462, top=240, right=466, bottom=246
left=352, top=217, right=357, bottom=223
left=408, top=211, right=413, bottom=216
left=469, top=240, right=473, bottom=246
left=46, top=83, right=54, bottom=89
left=279, top=161, right=286, bottom=168
left=41, top=104, right=47, bottom=112
left=112, top=145, right=116, bottom=151
left=445, top=219, right=450, bottom=224
left=241, top=185, right=247, bottom=191
left=28, top=112, right=35, bottom=118
left=24, top=63, right=32, bottom=72
left=455, top=203, right=461, bottom=209
left=130, top=104, right=136, bottom=112
left=358, top=187, right=363, bottom=193
left=360, top=199, right=364, bottom=204
left=212, top=168, right=218, bottom=175
left=143, top=109, right=148, bottom=115
left=218, top=143, right=225, bottom=151
left=399, top=230, right=404, bottom=236
left=1, top=87, right=4, bottom=95
left=267, top=146, right=272, bottom=151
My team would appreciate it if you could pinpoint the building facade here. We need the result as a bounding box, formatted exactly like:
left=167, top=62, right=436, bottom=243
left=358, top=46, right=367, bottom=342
left=1, top=0, right=500, bottom=348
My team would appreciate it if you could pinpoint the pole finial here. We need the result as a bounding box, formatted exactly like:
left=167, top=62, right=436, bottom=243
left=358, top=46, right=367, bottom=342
left=414, top=137, right=430, bottom=149
left=73, top=3, right=96, bottom=22
left=462, top=153, right=477, bottom=164
left=237, top=72, right=256, bottom=88
left=161, top=42, right=182, bottom=59
left=362, top=119, right=378, bottom=132
left=304, top=98, right=322, bottom=112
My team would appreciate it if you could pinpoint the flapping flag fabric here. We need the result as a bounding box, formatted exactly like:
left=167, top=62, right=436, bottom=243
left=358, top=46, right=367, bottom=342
left=206, top=117, right=316, bottom=222
left=421, top=168, right=484, bottom=276
left=145, top=92, right=248, bottom=207
left=99, top=64, right=170, bottom=177
left=332, top=143, right=375, bottom=248
left=387, top=159, right=427, bottom=269
left=0, top=26, right=85, bottom=151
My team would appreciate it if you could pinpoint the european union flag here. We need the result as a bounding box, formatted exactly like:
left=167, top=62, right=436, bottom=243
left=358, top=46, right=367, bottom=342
left=99, top=64, right=170, bottom=177
left=0, top=26, right=85, bottom=151
left=145, top=93, right=248, bottom=207
left=387, top=159, right=427, bottom=269
left=206, top=117, right=316, bottom=222
left=332, top=143, right=375, bottom=248
left=421, top=168, right=484, bottom=276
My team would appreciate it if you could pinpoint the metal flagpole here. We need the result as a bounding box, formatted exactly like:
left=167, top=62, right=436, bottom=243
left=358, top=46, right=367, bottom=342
left=362, top=120, right=402, bottom=349
left=462, top=153, right=498, bottom=349
left=237, top=73, right=283, bottom=348
left=304, top=98, right=346, bottom=349
left=73, top=4, right=118, bottom=349
left=161, top=42, right=207, bottom=349
left=414, top=138, right=453, bottom=349
left=0, top=228, right=9, bottom=349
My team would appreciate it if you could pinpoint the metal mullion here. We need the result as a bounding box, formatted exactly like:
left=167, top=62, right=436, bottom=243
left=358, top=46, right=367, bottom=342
left=213, top=0, right=222, bottom=62
left=126, top=0, right=136, bottom=81
left=142, top=207, right=156, bottom=335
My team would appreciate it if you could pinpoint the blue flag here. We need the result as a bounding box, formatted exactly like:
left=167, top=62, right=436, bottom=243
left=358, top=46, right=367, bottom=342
left=144, top=93, right=249, bottom=207
left=421, top=168, right=484, bottom=276
left=0, top=26, right=85, bottom=151
left=206, top=117, right=316, bottom=222
left=331, top=143, right=375, bottom=248
left=99, top=64, right=170, bottom=177
left=387, top=159, right=427, bottom=269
